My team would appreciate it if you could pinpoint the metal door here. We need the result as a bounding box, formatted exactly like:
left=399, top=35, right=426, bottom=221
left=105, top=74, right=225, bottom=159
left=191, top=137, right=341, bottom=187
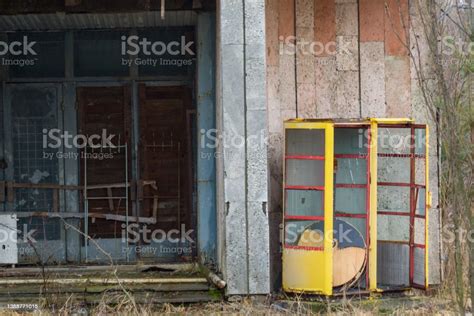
left=375, top=120, right=429, bottom=290
left=282, top=121, right=334, bottom=295
left=3, top=83, right=66, bottom=264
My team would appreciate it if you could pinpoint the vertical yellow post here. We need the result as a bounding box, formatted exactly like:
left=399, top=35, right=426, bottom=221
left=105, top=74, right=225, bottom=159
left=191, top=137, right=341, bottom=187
left=425, top=125, right=430, bottom=288
left=369, top=121, right=378, bottom=291
left=323, top=124, right=334, bottom=295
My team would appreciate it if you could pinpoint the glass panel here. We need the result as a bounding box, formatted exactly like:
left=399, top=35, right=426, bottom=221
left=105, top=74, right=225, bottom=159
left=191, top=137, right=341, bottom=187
left=334, top=217, right=367, bottom=244
left=377, top=242, right=410, bottom=287
left=414, top=128, right=426, bottom=156
left=377, top=186, right=410, bottom=212
left=285, top=221, right=324, bottom=247
left=378, top=157, right=410, bottom=183
left=335, top=188, right=366, bottom=214
left=416, top=188, right=426, bottom=216
left=377, top=214, right=410, bottom=242
left=378, top=127, right=411, bottom=154
left=18, top=217, right=61, bottom=241
left=414, top=218, right=426, bottom=245
left=7, top=32, right=65, bottom=78
left=286, top=129, right=325, bottom=156
left=334, top=128, right=368, bottom=155
left=74, top=30, right=129, bottom=77
left=286, top=160, right=325, bottom=187
left=415, top=158, right=426, bottom=186
left=413, top=247, right=426, bottom=286
left=335, top=158, right=367, bottom=184
left=137, top=28, right=196, bottom=76
left=286, top=190, right=323, bottom=217
left=10, top=85, right=60, bottom=240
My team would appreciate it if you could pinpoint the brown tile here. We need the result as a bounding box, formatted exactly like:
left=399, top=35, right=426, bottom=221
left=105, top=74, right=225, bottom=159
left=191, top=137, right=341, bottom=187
left=314, top=0, right=336, bottom=57
left=360, top=0, right=385, bottom=42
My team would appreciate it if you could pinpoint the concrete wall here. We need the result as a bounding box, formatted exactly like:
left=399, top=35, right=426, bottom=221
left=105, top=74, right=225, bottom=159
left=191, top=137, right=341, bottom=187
left=265, top=0, right=441, bottom=289
left=217, top=0, right=270, bottom=295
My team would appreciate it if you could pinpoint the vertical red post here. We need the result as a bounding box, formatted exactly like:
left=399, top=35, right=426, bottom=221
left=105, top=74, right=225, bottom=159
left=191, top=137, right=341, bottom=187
left=365, top=128, right=371, bottom=288
left=409, top=126, right=416, bottom=285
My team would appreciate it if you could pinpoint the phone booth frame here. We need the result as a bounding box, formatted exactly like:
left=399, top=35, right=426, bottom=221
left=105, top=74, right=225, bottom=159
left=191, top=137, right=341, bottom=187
left=282, top=118, right=431, bottom=296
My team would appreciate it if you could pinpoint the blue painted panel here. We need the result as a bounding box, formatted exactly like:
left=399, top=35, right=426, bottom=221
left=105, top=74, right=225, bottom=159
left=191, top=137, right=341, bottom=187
left=197, top=13, right=217, bottom=264
left=0, top=84, right=4, bottom=212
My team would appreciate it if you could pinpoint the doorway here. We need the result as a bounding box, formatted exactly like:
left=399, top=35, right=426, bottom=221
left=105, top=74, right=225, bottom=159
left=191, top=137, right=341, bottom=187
left=76, top=83, right=197, bottom=263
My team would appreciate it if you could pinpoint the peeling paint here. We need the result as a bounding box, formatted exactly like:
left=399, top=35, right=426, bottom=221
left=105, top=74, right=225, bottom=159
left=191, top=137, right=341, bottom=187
left=29, top=170, right=50, bottom=184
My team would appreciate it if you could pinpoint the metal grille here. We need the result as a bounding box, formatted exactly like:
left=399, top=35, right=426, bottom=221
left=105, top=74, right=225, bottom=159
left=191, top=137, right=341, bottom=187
left=13, top=118, right=58, bottom=212
left=10, top=85, right=61, bottom=241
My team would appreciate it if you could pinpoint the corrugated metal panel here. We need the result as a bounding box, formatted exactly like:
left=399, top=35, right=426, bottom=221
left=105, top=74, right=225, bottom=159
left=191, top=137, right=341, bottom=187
left=377, top=243, right=410, bottom=287
left=413, top=247, right=425, bottom=286
left=0, top=11, right=197, bottom=31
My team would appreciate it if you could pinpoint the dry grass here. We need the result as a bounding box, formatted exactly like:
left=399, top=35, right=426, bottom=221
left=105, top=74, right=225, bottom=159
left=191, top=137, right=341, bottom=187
left=0, top=292, right=457, bottom=315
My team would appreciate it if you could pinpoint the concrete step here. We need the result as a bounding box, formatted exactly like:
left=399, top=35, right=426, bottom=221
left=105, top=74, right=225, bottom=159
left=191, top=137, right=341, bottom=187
left=0, top=264, right=223, bottom=305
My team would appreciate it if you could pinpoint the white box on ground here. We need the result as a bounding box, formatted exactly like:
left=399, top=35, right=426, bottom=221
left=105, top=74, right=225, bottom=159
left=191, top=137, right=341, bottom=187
left=0, top=214, right=18, bottom=264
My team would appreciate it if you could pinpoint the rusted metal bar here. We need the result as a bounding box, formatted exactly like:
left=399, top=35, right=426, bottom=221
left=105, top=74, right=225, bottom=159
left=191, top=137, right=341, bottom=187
left=0, top=181, right=5, bottom=202
left=130, top=181, right=136, bottom=201
left=9, top=180, right=156, bottom=191
left=137, top=180, right=144, bottom=201
left=52, top=189, right=59, bottom=213
left=0, top=277, right=208, bottom=285
left=365, top=127, right=371, bottom=288
left=7, top=181, right=14, bottom=203
left=13, top=211, right=156, bottom=224
left=12, top=183, right=81, bottom=190
left=409, top=126, right=416, bottom=285
left=334, top=213, right=367, bottom=218
left=286, top=155, right=325, bottom=160
left=152, top=196, right=159, bottom=219
left=207, top=272, right=226, bottom=289
left=107, top=187, right=115, bottom=211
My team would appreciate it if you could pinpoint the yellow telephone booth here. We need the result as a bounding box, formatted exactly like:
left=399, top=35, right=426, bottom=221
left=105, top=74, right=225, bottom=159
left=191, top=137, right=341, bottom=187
left=282, top=119, right=431, bottom=296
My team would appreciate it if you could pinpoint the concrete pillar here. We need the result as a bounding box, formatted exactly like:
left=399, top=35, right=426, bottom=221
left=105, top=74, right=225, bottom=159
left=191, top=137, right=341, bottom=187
left=217, top=0, right=270, bottom=295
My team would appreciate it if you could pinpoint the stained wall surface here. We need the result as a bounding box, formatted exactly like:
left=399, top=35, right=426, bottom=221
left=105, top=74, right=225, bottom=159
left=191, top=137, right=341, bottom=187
left=265, top=0, right=441, bottom=289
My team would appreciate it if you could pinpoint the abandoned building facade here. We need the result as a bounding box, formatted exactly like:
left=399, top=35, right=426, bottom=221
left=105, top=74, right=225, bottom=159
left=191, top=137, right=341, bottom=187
left=0, top=0, right=441, bottom=296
